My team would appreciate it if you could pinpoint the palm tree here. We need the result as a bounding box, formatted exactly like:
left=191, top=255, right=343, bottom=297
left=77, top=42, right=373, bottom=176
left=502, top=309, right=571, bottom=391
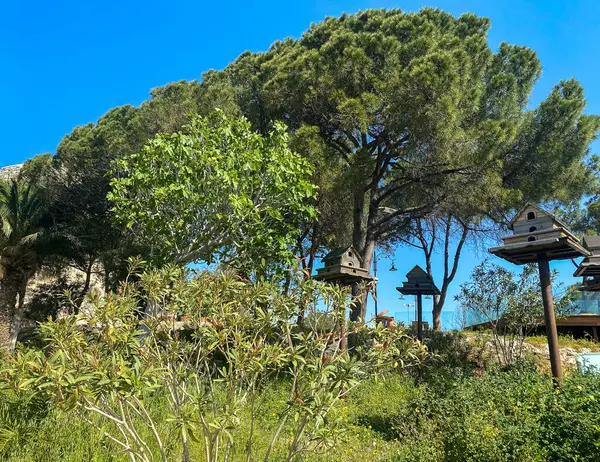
left=0, top=180, right=44, bottom=350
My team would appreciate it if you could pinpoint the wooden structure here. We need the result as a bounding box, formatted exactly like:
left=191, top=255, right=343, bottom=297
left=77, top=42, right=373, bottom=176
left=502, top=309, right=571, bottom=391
left=489, top=203, right=589, bottom=385
left=314, top=246, right=374, bottom=352
left=489, top=203, right=587, bottom=264
left=570, top=236, right=600, bottom=341
left=412, top=321, right=429, bottom=330
left=575, top=236, right=600, bottom=280
left=314, top=246, right=373, bottom=284
left=396, top=265, right=440, bottom=341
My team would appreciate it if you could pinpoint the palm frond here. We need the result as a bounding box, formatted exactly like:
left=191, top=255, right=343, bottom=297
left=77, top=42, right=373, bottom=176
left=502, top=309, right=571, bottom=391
left=19, top=232, right=40, bottom=245
left=0, top=179, right=45, bottom=265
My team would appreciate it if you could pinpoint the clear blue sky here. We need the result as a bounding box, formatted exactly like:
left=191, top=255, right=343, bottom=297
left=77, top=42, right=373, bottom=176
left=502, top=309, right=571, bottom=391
left=2, top=0, right=599, bottom=328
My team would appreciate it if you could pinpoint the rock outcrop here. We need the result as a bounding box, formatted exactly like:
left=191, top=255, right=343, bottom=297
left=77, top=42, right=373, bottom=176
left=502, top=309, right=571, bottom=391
left=0, top=164, right=23, bottom=181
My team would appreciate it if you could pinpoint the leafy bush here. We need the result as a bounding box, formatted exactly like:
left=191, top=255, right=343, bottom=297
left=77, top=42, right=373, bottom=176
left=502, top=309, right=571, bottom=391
left=1, top=262, right=426, bottom=462
left=389, top=362, right=600, bottom=462
left=422, top=330, right=490, bottom=376
left=540, top=373, right=600, bottom=460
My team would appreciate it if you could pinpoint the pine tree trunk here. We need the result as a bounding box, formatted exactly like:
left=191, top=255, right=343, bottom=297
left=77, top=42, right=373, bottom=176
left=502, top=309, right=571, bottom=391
left=75, top=258, right=95, bottom=314
left=350, top=240, right=375, bottom=322
left=0, top=273, right=20, bottom=350
left=432, top=303, right=442, bottom=331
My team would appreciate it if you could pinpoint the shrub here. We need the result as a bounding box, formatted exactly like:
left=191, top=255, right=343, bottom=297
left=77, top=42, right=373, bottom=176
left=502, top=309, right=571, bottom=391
left=1, top=262, right=426, bottom=462
left=540, top=373, right=600, bottom=461
left=392, top=363, right=550, bottom=461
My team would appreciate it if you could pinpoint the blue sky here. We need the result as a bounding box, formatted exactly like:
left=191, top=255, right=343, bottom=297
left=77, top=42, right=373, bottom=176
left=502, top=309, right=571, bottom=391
left=2, top=0, right=599, bottom=328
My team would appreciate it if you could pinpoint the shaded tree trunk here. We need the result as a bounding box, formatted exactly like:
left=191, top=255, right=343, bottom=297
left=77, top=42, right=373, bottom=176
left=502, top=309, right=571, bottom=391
left=8, top=277, right=28, bottom=351
left=432, top=301, right=443, bottom=331
left=0, top=272, right=20, bottom=350
left=350, top=238, right=375, bottom=321
left=75, top=257, right=95, bottom=314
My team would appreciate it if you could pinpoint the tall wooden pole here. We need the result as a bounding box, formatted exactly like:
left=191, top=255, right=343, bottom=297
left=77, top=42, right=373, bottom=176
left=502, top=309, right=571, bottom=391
left=373, top=251, right=378, bottom=317
left=537, top=256, right=563, bottom=386
left=416, top=293, right=423, bottom=342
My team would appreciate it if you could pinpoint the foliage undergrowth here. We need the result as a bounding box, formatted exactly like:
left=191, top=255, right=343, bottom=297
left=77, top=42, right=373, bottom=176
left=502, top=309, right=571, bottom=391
left=2, top=362, right=600, bottom=461
left=0, top=264, right=426, bottom=462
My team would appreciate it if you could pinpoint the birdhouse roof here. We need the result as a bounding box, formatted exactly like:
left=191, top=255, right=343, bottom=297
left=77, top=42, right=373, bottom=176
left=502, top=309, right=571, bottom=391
left=396, top=265, right=440, bottom=295
left=322, top=245, right=363, bottom=263
left=406, top=265, right=431, bottom=280
left=582, top=235, right=600, bottom=251
left=508, top=203, right=570, bottom=231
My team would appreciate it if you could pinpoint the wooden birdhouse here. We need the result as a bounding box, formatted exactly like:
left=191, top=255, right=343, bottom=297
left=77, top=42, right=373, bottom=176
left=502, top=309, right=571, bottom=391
left=489, top=203, right=588, bottom=265
left=574, top=236, right=600, bottom=279
left=578, top=276, right=600, bottom=292
left=314, top=245, right=373, bottom=284
left=396, top=265, right=439, bottom=341
left=396, top=265, right=440, bottom=296
left=489, top=203, right=589, bottom=385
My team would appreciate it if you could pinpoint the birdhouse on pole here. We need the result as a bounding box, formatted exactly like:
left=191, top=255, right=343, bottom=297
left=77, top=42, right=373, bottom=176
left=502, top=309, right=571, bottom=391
left=574, top=237, right=600, bottom=292
left=314, top=245, right=373, bottom=284
left=489, top=203, right=589, bottom=385
left=313, top=246, right=374, bottom=354
left=396, top=265, right=440, bottom=342
left=489, top=203, right=587, bottom=264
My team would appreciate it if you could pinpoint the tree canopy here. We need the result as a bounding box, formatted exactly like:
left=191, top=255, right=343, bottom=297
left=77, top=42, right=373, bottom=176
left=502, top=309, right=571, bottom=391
left=108, top=111, right=317, bottom=275
left=192, top=8, right=599, bottom=319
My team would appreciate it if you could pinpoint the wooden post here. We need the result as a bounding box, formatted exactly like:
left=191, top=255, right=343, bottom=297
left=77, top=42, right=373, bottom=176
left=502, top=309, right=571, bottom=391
left=416, top=293, right=423, bottom=342
left=537, top=257, right=563, bottom=386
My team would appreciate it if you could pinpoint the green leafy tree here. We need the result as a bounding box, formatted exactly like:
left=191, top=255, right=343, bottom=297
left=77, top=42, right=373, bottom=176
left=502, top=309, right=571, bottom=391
left=0, top=180, right=45, bottom=350
left=196, top=8, right=599, bottom=320
left=457, top=261, right=572, bottom=365
left=19, top=107, right=152, bottom=302
left=109, top=111, right=317, bottom=276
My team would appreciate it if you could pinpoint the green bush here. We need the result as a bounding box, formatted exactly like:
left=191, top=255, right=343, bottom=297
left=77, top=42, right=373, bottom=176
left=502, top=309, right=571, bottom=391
left=1, top=265, right=426, bottom=462
left=540, top=373, right=600, bottom=461
left=422, top=330, right=490, bottom=375
left=389, top=363, right=600, bottom=462
left=2, top=359, right=600, bottom=461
